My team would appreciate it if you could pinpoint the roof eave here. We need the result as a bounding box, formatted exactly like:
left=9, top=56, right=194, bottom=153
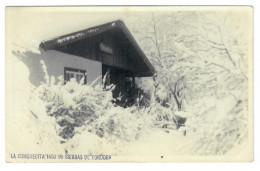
left=39, top=20, right=156, bottom=76
left=117, top=21, right=156, bottom=75
left=40, top=20, right=122, bottom=51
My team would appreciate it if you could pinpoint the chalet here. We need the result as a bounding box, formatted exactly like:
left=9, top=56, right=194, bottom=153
left=39, top=20, right=155, bottom=98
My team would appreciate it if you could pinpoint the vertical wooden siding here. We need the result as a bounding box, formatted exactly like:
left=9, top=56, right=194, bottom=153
left=56, top=32, right=135, bottom=72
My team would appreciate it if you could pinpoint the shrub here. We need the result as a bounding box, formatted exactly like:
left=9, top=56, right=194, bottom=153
left=30, top=62, right=157, bottom=143
left=29, top=60, right=184, bottom=149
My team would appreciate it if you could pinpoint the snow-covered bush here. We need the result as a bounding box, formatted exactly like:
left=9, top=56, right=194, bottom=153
left=34, top=78, right=109, bottom=139
left=29, top=60, right=159, bottom=145
left=194, top=100, right=248, bottom=155
left=176, top=96, right=249, bottom=155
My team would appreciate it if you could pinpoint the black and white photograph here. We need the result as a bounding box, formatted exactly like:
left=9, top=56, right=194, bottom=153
left=5, top=6, right=253, bottom=162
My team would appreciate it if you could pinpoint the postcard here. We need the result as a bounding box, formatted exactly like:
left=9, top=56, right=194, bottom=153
left=5, top=6, right=253, bottom=162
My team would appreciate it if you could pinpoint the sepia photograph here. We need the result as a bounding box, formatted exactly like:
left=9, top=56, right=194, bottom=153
left=5, top=6, right=253, bottom=162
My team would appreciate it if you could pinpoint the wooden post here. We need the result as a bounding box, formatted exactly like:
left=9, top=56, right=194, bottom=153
left=132, top=76, right=135, bottom=89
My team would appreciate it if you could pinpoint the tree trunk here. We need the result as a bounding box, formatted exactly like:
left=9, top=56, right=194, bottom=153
left=173, top=93, right=182, bottom=111
left=170, top=77, right=184, bottom=111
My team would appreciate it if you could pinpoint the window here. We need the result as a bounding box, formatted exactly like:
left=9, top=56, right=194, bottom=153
left=64, top=67, right=87, bottom=84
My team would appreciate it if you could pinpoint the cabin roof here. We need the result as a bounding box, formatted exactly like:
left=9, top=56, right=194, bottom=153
left=39, top=20, right=155, bottom=77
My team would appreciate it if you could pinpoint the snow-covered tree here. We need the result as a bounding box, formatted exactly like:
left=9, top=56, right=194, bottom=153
left=125, top=10, right=250, bottom=113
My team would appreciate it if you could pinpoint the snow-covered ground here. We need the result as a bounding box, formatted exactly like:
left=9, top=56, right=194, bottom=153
left=6, top=54, right=251, bottom=162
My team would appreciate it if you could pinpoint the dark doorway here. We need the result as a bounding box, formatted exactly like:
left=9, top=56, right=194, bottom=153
left=102, top=64, right=135, bottom=99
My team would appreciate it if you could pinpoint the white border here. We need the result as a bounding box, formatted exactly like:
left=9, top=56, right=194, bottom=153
left=1, top=0, right=259, bottom=170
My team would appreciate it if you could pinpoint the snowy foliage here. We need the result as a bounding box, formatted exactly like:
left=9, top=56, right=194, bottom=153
left=123, top=11, right=250, bottom=155
left=29, top=61, right=179, bottom=148
left=9, top=9, right=251, bottom=157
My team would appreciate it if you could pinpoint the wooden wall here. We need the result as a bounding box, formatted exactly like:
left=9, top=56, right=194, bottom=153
left=56, top=31, right=135, bottom=73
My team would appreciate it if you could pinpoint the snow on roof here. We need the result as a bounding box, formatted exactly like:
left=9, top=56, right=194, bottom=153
left=40, top=20, right=156, bottom=76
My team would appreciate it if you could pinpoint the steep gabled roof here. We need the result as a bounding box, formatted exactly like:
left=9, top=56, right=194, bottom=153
left=40, top=20, right=155, bottom=76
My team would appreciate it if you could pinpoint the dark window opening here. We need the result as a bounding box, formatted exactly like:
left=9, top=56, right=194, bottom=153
left=64, top=67, right=87, bottom=84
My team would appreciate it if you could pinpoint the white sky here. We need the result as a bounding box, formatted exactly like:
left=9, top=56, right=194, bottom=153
left=6, top=8, right=129, bottom=49
left=6, top=6, right=251, bottom=51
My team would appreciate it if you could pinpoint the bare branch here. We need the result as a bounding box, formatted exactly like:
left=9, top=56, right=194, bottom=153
left=208, top=40, right=225, bottom=48
left=206, top=63, right=231, bottom=73
left=152, top=13, right=164, bottom=67
left=224, top=48, right=236, bottom=66
left=142, top=36, right=156, bottom=45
